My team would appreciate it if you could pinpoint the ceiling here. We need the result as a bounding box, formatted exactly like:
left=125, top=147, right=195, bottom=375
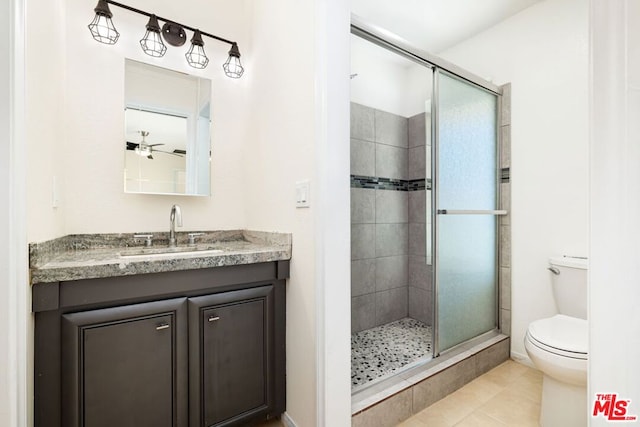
left=351, top=0, right=544, bottom=54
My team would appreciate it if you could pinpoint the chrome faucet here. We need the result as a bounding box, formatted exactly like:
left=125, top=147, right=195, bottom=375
left=169, top=204, right=182, bottom=247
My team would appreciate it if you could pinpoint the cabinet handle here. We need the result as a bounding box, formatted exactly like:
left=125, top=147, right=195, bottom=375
left=208, top=316, right=220, bottom=322
left=156, top=323, right=170, bottom=330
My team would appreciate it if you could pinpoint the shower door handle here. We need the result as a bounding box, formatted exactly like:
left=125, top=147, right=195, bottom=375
left=437, top=209, right=507, bottom=215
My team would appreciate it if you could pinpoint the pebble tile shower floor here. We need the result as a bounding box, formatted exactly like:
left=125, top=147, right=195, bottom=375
left=351, top=318, right=432, bottom=387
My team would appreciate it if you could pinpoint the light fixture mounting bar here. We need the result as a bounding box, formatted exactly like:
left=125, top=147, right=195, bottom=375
left=105, top=0, right=236, bottom=47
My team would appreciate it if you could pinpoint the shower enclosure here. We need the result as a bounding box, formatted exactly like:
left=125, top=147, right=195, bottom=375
left=350, top=21, right=505, bottom=391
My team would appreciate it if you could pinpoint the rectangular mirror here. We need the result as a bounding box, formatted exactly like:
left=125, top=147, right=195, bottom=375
left=124, top=59, right=211, bottom=196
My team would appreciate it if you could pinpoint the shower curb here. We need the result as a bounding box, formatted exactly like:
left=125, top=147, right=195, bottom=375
left=351, top=334, right=509, bottom=426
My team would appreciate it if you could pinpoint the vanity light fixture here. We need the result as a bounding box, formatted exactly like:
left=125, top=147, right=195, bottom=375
left=185, top=30, right=209, bottom=69
left=87, top=0, right=244, bottom=77
left=139, top=14, right=167, bottom=57
left=87, top=0, right=120, bottom=44
left=222, top=43, right=244, bottom=79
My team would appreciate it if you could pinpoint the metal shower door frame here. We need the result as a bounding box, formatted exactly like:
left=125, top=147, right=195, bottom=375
left=431, top=68, right=504, bottom=357
left=350, top=15, right=504, bottom=360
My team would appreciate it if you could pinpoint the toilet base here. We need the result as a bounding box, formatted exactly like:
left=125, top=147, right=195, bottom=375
left=541, top=375, right=587, bottom=427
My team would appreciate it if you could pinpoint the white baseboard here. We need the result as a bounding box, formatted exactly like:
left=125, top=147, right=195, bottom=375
left=511, top=350, right=536, bottom=369
left=281, top=412, right=298, bottom=427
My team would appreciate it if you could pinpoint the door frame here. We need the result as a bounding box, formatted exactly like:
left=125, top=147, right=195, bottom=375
left=431, top=69, right=503, bottom=356
left=1, top=0, right=29, bottom=425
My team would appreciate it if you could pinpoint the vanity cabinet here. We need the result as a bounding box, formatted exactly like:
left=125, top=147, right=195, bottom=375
left=189, top=286, right=274, bottom=426
left=33, top=261, right=288, bottom=427
left=61, top=298, right=188, bottom=427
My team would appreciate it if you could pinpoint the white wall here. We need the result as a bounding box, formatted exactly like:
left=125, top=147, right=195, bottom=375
left=27, top=0, right=253, bottom=242
left=1, top=1, right=14, bottom=423
left=314, top=1, right=352, bottom=424
left=351, top=35, right=431, bottom=118
left=590, top=0, right=640, bottom=422
left=25, top=0, right=67, bottom=242
left=438, top=0, right=589, bottom=359
left=243, top=0, right=351, bottom=425
left=0, top=0, right=11, bottom=416
left=124, top=150, right=186, bottom=194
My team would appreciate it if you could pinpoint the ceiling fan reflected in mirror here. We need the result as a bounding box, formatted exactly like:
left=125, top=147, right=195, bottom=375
left=126, top=130, right=186, bottom=160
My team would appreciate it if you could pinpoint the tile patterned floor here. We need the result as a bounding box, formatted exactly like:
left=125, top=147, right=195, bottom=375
left=398, top=360, right=542, bottom=426
left=351, top=318, right=432, bottom=387
left=256, top=361, right=541, bottom=427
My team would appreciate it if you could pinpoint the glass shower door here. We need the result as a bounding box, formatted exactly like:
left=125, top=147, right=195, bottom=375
left=433, top=71, right=501, bottom=354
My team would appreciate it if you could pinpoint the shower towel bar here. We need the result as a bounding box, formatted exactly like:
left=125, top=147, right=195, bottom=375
left=437, top=209, right=508, bottom=215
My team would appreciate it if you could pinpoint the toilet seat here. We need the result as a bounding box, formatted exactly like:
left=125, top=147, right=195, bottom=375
left=525, top=314, right=588, bottom=387
left=527, top=314, right=588, bottom=360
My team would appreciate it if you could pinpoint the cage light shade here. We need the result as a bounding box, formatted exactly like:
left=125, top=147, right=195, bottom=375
left=223, top=43, right=244, bottom=78
left=88, top=0, right=120, bottom=44
left=140, top=15, right=167, bottom=57
left=185, top=30, right=209, bottom=69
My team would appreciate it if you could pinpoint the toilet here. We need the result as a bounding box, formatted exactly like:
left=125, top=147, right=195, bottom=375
left=524, top=256, right=588, bottom=427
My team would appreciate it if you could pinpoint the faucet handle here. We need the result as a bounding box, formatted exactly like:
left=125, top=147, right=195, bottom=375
left=188, top=232, right=205, bottom=245
left=133, top=234, right=154, bottom=247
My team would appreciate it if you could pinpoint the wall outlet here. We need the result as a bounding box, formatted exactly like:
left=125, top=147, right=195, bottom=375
left=295, top=180, right=310, bottom=208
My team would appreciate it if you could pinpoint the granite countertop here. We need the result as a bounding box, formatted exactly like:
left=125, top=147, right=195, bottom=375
left=29, top=230, right=292, bottom=285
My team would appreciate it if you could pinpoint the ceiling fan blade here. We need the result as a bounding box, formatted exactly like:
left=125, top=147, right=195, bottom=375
left=126, top=141, right=139, bottom=150
left=148, top=143, right=165, bottom=147
left=155, top=149, right=185, bottom=157
left=173, top=149, right=186, bottom=155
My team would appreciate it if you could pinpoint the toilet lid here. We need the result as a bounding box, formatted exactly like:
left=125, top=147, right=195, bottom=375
left=528, top=314, right=588, bottom=359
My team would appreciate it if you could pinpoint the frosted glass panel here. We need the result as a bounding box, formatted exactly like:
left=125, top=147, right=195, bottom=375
left=438, top=74, right=497, bottom=210
left=438, top=216, right=497, bottom=351
left=436, top=72, right=498, bottom=352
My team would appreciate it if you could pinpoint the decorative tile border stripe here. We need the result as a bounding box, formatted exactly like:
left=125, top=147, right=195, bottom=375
left=352, top=172, right=508, bottom=188
left=351, top=175, right=405, bottom=191
left=351, top=175, right=431, bottom=191
left=408, top=179, right=429, bottom=191
left=501, top=168, right=510, bottom=183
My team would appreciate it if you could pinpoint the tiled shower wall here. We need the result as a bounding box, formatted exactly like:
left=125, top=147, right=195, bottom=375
left=499, top=84, right=512, bottom=336
left=407, top=112, right=432, bottom=326
left=350, top=89, right=511, bottom=336
left=350, top=103, right=432, bottom=333
left=351, top=103, right=409, bottom=333
left=351, top=85, right=512, bottom=426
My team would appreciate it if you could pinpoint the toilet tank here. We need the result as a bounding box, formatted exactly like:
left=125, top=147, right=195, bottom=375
left=549, top=256, right=588, bottom=319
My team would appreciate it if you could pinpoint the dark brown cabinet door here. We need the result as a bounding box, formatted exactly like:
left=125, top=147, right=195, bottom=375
left=189, top=286, right=274, bottom=427
left=61, top=298, right=188, bottom=427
